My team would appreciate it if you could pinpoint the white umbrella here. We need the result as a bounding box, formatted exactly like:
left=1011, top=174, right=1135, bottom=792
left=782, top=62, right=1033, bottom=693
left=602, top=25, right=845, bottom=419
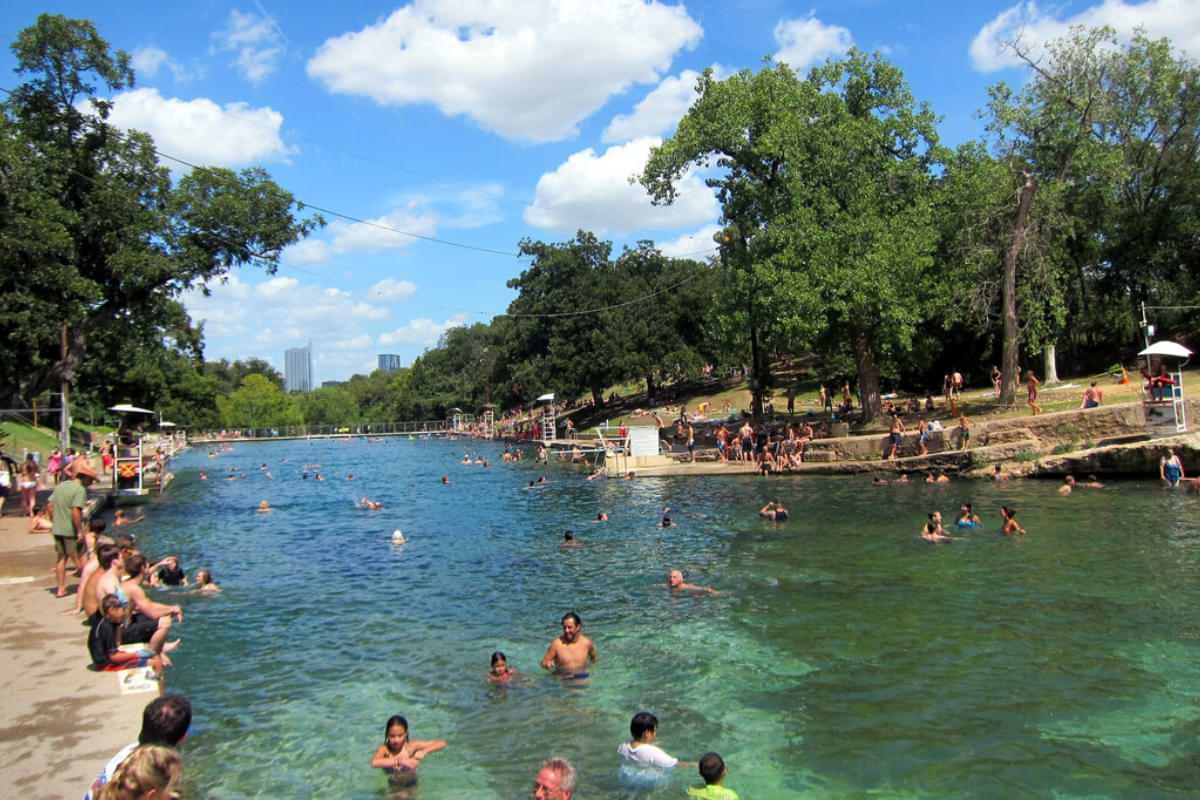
left=1138, top=341, right=1193, bottom=359
left=536, top=393, right=555, bottom=403
left=159, top=421, right=177, bottom=428
left=109, top=404, right=155, bottom=414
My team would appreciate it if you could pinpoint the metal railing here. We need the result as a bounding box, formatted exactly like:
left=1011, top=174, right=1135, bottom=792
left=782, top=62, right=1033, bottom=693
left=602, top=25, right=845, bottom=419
left=188, top=420, right=454, bottom=441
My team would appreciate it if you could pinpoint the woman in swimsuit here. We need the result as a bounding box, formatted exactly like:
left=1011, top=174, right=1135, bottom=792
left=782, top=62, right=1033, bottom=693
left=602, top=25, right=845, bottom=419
left=1160, top=448, right=1184, bottom=487
left=957, top=503, right=980, bottom=528
left=18, top=454, right=38, bottom=516
left=1026, top=370, right=1042, bottom=415
left=370, top=715, right=447, bottom=787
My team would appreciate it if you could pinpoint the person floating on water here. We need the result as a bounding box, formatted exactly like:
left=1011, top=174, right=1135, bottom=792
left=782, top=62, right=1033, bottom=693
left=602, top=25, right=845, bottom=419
left=541, top=611, right=596, bottom=679
left=759, top=501, right=788, bottom=522
left=1160, top=448, right=1185, bottom=487
left=1000, top=506, right=1025, bottom=536
left=668, top=569, right=718, bottom=595
left=488, top=651, right=515, bottom=684
left=114, top=510, right=144, bottom=527
left=370, top=715, right=447, bottom=788
left=360, top=497, right=384, bottom=510
left=956, top=504, right=980, bottom=528
left=689, top=752, right=739, bottom=800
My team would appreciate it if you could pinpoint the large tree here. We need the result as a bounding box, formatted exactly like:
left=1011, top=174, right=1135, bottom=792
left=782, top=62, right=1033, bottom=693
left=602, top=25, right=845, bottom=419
left=0, top=15, right=320, bottom=416
left=643, top=53, right=941, bottom=422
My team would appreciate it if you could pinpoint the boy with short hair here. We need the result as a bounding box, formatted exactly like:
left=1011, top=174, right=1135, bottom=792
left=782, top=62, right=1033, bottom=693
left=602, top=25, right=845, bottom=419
left=688, top=752, right=738, bottom=799
left=617, top=711, right=693, bottom=786
left=87, top=595, right=178, bottom=671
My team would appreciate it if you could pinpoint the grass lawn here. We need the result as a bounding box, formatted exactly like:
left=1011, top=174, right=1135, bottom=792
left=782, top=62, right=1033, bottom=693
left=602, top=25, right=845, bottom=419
left=0, top=421, right=60, bottom=459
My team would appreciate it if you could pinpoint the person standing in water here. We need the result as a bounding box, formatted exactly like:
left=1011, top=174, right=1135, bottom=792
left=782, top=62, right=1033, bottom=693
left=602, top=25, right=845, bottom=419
left=1000, top=506, right=1025, bottom=536
left=541, top=612, right=597, bottom=678
left=1160, top=448, right=1185, bottom=487
left=370, top=715, right=447, bottom=787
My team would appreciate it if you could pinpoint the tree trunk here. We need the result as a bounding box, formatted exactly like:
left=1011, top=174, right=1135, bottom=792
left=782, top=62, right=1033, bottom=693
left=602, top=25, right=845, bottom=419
left=590, top=385, right=603, bottom=407
left=851, top=327, right=882, bottom=424
left=1000, top=172, right=1038, bottom=407
left=1043, top=342, right=1059, bottom=384
left=749, top=321, right=766, bottom=417
left=645, top=372, right=657, bottom=403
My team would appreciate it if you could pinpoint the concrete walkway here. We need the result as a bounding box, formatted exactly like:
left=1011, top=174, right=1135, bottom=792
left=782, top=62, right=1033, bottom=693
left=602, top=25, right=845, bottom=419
left=0, top=475, right=150, bottom=800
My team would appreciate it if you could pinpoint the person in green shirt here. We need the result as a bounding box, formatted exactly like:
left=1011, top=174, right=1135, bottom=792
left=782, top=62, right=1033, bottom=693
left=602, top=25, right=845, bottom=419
left=688, top=752, right=738, bottom=800
left=49, top=459, right=98, bottom=598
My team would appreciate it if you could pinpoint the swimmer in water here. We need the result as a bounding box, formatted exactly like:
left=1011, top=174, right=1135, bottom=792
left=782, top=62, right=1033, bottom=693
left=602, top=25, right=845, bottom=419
left=541, top=612, right=597, bottom=677
left=360, top=497, right=384, bottom=510
left=257, top=500, right=271, bottom=513
left=315, top=473, right=324, bottom=481
left=921, top=521, right=952, bottom=543
left=370, top=715, right=447, bottom=787
left=992, top=464, right=1009, bottom=481
left=488, top=651, right=515, bottom=684
left=561, top=531, right=582, bottom=549
left=895, top=472, right=910, bottom=484
left=668, top=569, right=718, bottom=595
left=114, top=510, right=145, bottom=527
left=1083, top=474, right=1105, bottom=488
left=195, top=569, right=221, bottom=593
left=1000, top=506, right=1025, bottom=536
left=659, top=511, right=674, bottom=528
left=586, top=469, right=605, bottom=481
left=462, top=455, right=471, bottom=465
left=1160, top=448, right=1184, bottom=487
left=1058, top=475, right=1076, bottom=496
left=441, top=475, right=449, bottom=485
left=346, top=473, right=354, bottom=481
left=956, top=503, right=981, bottom=527
left=199, top=471, right=207, bottom=481
left=302, top=472, right=309, bottom=480
left=595, top=512, right=608, bottom=522
left=759, top=501, right=789, bottom=522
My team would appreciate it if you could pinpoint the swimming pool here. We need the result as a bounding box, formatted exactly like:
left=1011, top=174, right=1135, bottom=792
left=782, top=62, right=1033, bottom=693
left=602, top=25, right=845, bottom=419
left=145, top=439, right=1200, bottom=798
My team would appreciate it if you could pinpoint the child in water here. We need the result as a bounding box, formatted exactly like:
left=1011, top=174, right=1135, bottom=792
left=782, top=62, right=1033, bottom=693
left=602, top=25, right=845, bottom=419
left=370, top=715, right=447, bottom=788
left=488, top=651, right=515, bottom=684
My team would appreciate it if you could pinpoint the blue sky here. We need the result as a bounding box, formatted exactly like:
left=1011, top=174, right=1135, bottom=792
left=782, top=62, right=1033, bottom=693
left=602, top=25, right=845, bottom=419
left=2, top=1, right=1197, bottom=382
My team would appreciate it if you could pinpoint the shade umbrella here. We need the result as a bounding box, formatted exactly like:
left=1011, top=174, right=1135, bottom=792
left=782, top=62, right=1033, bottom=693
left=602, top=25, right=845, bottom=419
left=109, top=404, right=155, bottom=414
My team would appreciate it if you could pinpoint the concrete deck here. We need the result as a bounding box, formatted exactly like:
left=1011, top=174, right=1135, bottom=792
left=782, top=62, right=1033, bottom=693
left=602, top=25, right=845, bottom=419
left=0, top=466, right=154, bottom=799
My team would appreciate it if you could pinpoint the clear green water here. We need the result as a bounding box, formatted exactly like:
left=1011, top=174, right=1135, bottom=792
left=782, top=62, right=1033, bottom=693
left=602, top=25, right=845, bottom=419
left=140, top=439, right=1200, bottom=798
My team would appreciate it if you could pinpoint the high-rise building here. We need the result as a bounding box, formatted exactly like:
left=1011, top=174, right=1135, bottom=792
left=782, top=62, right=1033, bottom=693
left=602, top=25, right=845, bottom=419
left=285, top=343, right=313, bottom=392
left=378, top=353, right=403, bottom=372
left=320, top=380, right=346, bottom=388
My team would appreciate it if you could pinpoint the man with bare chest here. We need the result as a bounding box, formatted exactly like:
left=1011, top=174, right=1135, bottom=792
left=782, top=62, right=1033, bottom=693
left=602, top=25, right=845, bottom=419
left=541, top=612, right=597, bottom=678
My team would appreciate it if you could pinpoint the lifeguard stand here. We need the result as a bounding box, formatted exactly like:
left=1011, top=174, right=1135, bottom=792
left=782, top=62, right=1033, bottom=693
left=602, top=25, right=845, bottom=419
left=481, top=404, right=495, bottom=439
left=450, top=408, right=464, bottom=433
left=536, top=393, right=556, bottom=445
left=1139, top=341, right=1191, bottom=435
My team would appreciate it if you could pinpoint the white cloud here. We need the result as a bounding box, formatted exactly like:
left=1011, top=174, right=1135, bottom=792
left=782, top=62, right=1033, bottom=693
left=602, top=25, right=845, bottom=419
left=368, top=278, right=418, bottom=302
left=525, top=137, right=719, bottom=234
left=656, top=224, right=722, bottom=259
left=773, top=14, right=854, bottom=72
left=131, top=46, right=202, bottom=82
left=283, top=202, right=439, bottom=265
left=333, top=334, right=373, bottom=350
left=603, top=68, right=706, bottom=144
left=306, top=0, right=703, bottom=143
left=215, top=9, right=285, bottom=83
left=378, top=315, right=467, bottom=348
left=103, top=88, right=294, bottom=169
left=970, top=0, right=1200, bottom=72
left=255, top=276, right=298, bottom=297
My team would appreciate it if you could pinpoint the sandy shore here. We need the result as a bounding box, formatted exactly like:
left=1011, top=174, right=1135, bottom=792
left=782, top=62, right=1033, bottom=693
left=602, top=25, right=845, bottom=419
left=0, top=478, right=152, bottom=800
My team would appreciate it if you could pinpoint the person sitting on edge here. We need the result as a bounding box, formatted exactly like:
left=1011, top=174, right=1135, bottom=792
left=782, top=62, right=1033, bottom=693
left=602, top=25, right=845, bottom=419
left=195, top=569, right=221, bottom=593
left=85, top=694, right=192, bottom=800
left=121, top=553, right=184, bottom=627
left=759, top=501, right=789, bottom=522
left=958, top=415, right=972, bottom=450
left=668, top=569, right=718, bottom=595
left=541, top=612, right=596, bottom=678
left=561, top=531, right=581, bottom=549
left=1000, top=506, right=1026, bottom=536
left=956, top=504, right=981, bottom=528
left=532, top=757, right=576, bottom=800
left=488, top=651, right=515, bottom=684
left=689, top=752, right=739, bottom=800
left=88, top=595, right=179, bottom=673
left=1081, top=381, right=1104, bottom=409
left=1058, top=475, right=1076, bottom=496
left=113, top=509, right=144, bottom=527
left=369, top=714, right=448, bottom=788
left=618, top=711, right=694, bottom=786
left=89, top=544, right=127, bottom=625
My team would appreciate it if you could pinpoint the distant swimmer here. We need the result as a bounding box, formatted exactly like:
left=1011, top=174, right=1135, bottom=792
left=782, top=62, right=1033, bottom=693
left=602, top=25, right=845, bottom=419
left=1000, top=506, right=1025, bottom=536
left=1083, top=474, right=1105, bottom=488
left=257, top=500, right=272, bottom=513
left=625, top=471, right=635, bottom=480
left=541, top=612, right=597, bottom=677
left=586, top=469, right=605, bottom=481
left=921, top=521, right=952, bottom=543
left=195, top=569, right=221, bottom=593
left=659, top=511, right=674, bottom=528
left=199, top=471, right=207, bottom=481
left=360, top=497, right=384, bottom=510
left=392, top=530, right=407, bottom=544
left=1058, top=475, right=1076, bottom=496
left=488, top=651, right=516, bottom=684
left=347, top=473, right=355, bottom=481
left=595, top=512, right=608, bottom=522
left=759, top=501, right=789, bottom=522
left=668, top=569, right=718, bottom=595
left=992, top=464, right=1009, bottom=481
left=114, top=510, right=144, bottom=527
left=463, top=455, right=471, bottom=465
left=441, top=475, right=450, bottom=485
left=956, top=503, right=981, bottom=528
left=1160, top=448, right=1184, bottom=487
left=561, top=531, right=582, bottom=549
left=315, top=473, right=325, bottom=481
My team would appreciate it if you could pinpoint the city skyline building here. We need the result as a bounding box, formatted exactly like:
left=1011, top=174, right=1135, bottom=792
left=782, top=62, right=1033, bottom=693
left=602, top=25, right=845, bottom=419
left=284, top=343, right=313, bottom=393
left=378, top=353, right=403, bottom=372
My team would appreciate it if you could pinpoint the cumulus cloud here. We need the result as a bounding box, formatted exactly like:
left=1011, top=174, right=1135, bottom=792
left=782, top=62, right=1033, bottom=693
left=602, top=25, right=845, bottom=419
left=773, top=13, right=854, bottom=72
left=378, top=315, right=468, bottom=348
left=524, top=137, right=719, bottom=235
left=970, top=0, right=1200, bottom=72
left=603, top=68, right=707, bottom=144
left=306, top=0, right=703, bottom=143
left=656, top=224, right=722, bottom=259
left=130, top=46, right=202, bottom=82
left=103, top=88, right=294, bottom=169
left=215, top=9, right=286, bottom=83
left=368, top=278, right=418, bottom=301
left=333, top=334, right=373, bottom=350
